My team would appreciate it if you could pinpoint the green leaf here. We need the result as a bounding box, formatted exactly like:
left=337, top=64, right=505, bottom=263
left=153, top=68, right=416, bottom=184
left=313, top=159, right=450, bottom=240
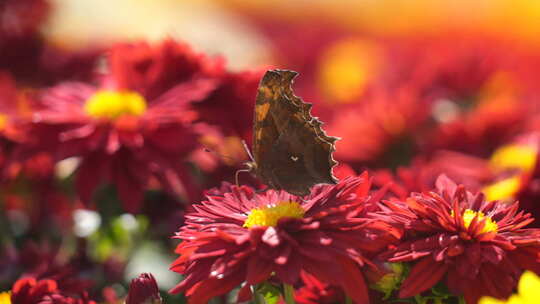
left=255, top=283, right=281, bottom=304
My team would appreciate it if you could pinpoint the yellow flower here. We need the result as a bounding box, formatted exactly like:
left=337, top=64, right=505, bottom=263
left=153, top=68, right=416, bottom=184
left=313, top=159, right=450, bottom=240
left=479, top=271, right=540, bottom=304
left=489, top=144, right=537, bottom=173
left=482, top=176, right=521, bottom=202
left=0, top=291, right=11, bottom=304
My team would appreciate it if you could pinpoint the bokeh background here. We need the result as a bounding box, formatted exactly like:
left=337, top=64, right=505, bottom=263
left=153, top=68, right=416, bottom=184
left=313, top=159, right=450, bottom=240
left=5, top=0, right=540, bottom=303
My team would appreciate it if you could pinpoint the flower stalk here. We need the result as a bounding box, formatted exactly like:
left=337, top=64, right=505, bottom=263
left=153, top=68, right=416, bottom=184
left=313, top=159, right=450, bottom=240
left=283, top=284, right=296, bottom=304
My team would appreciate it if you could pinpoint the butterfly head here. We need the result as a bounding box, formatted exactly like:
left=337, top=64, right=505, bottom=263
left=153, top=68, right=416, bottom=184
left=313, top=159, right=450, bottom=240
left=244, top=161, right=257, bottom=172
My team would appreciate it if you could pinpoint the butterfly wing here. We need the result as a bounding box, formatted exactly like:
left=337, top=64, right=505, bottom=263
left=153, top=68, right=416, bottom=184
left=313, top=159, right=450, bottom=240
left=251, top=69, right=338, bottom=195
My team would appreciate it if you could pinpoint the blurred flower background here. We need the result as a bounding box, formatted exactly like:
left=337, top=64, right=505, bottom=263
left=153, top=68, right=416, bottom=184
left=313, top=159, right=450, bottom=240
left=5, top=0, right=540, bottom=303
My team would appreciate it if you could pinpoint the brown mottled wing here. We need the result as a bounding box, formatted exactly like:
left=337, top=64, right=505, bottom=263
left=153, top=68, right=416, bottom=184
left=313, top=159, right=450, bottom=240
left=251, top=69, right=338, bottom=196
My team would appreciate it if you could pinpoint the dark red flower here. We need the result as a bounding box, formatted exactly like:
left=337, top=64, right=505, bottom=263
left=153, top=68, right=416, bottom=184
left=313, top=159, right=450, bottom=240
left=0, top=239, right=98, bottom=299
left=192, top=69, right=262, bottom=139
left=170, top=174, right=399, bottom=304
left=10, top=277, right=95, bottom=304
left=10, top=277, right=57, bottom=304
left=425, top=94, right=528, bottom=158
left=108, top=40, right=224, bottom=101
left=0, top=0, right=49, bottom=41
left=0, top=0, right=100, bottom=86
left=0, top=74, right=75, bottom=231
left=378, top=175, right=540, bottom=304
left=187, top=70, right=264, bottom=190
left=38, top=293, right=95, bottom=304
left=125, top=273, right=161, bottom=304
left=328, top=85, right=428, bottom=164
left=372, top=150, right=493, bottom=200
left=28, top=40, right=233, bottom=212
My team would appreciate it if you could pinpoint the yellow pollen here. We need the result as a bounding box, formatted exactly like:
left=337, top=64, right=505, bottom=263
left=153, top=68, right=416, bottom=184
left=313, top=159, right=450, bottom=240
left=490, top=144, right=537, bottom=172
left=84, top=90, right=147, bottom=120
left=0, top=291, right=11, bottom=304
left=482, top=176, right=521, bottom=202
left=460, top=209, right=498, bottom=234
left=243, top=201, right=305, bottom=228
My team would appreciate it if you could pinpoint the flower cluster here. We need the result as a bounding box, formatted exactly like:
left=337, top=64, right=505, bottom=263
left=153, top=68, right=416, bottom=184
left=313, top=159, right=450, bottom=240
left=4, top=1, right=540, bottom=304
left=378, top=175, right=540, bottom=303
left=170, top=174, right=399, bottom=303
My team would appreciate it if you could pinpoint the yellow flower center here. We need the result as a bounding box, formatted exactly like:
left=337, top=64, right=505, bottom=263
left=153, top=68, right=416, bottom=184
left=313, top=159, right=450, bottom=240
left=460, top=209, right=498, bottom=234
left=243, top=201, right=305, bottom=228
left=0, top=291, right=11, bottom=304
left=482, top=176, right=521, bottom=202
left=490, top=144, right=537, bottom=172
left=84, top=90, right=147, bottom=120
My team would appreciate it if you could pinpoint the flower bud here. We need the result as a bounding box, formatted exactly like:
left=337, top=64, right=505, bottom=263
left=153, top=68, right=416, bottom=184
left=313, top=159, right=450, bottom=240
left=126, top=273, right=161, bottom=304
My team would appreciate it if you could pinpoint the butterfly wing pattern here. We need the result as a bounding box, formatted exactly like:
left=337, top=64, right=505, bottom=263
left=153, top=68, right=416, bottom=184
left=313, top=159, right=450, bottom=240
left=249, top=69, right=338, bottom=196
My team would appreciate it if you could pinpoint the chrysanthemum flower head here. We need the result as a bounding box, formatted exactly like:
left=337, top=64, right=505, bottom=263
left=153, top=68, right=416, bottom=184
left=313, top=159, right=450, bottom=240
left=329, top=86, right=427, bottom=163
left=170, top=173, right=400, bottom=304
left=379, top=175, right=540, bottom=304
left=27, top=39, right=242, bottom=212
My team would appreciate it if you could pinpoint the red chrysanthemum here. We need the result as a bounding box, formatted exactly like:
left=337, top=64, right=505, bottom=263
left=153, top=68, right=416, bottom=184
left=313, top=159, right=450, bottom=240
left=328, top=85, right=429, bottom=165
left=170, top=173, right=400, bottom=304
left=378, top=175, right=540, bottom=304
left=10, top=277, right=95, bottom=304
left=3, top=240, right=96, bottom=297
left=27, top=40, right=232, bottom=212
left=192, top=69, right=262, bottom=140
left=372, top=151, right=493, bottom=200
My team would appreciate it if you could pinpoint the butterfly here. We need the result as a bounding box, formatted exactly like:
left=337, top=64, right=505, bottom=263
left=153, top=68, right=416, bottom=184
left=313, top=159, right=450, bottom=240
left=243, top=69, right=338, bottom=196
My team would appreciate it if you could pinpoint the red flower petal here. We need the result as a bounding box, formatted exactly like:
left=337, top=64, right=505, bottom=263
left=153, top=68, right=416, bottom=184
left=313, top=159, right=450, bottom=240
left=399, top=257, right=448, bottom=298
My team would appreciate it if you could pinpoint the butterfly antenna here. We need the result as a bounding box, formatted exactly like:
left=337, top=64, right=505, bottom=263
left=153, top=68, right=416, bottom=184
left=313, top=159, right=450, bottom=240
left=234, top=141, right=255, bottom=187
left=235, top=168, right=250, bottom=187
left=241, top=140, right=255, bottom=162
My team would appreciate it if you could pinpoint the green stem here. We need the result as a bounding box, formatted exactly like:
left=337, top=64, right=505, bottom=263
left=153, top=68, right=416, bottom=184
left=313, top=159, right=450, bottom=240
left=252, top=285, right=265, bottom=304
left=458, top=296, right=466, bottom=304
left=283, top=284, right=296, bottom=304
left=414, top=295, right=426, bottom=304
left=345, top=295, right=352, bottom=304
left=253, top=293, right=265, bottom=304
